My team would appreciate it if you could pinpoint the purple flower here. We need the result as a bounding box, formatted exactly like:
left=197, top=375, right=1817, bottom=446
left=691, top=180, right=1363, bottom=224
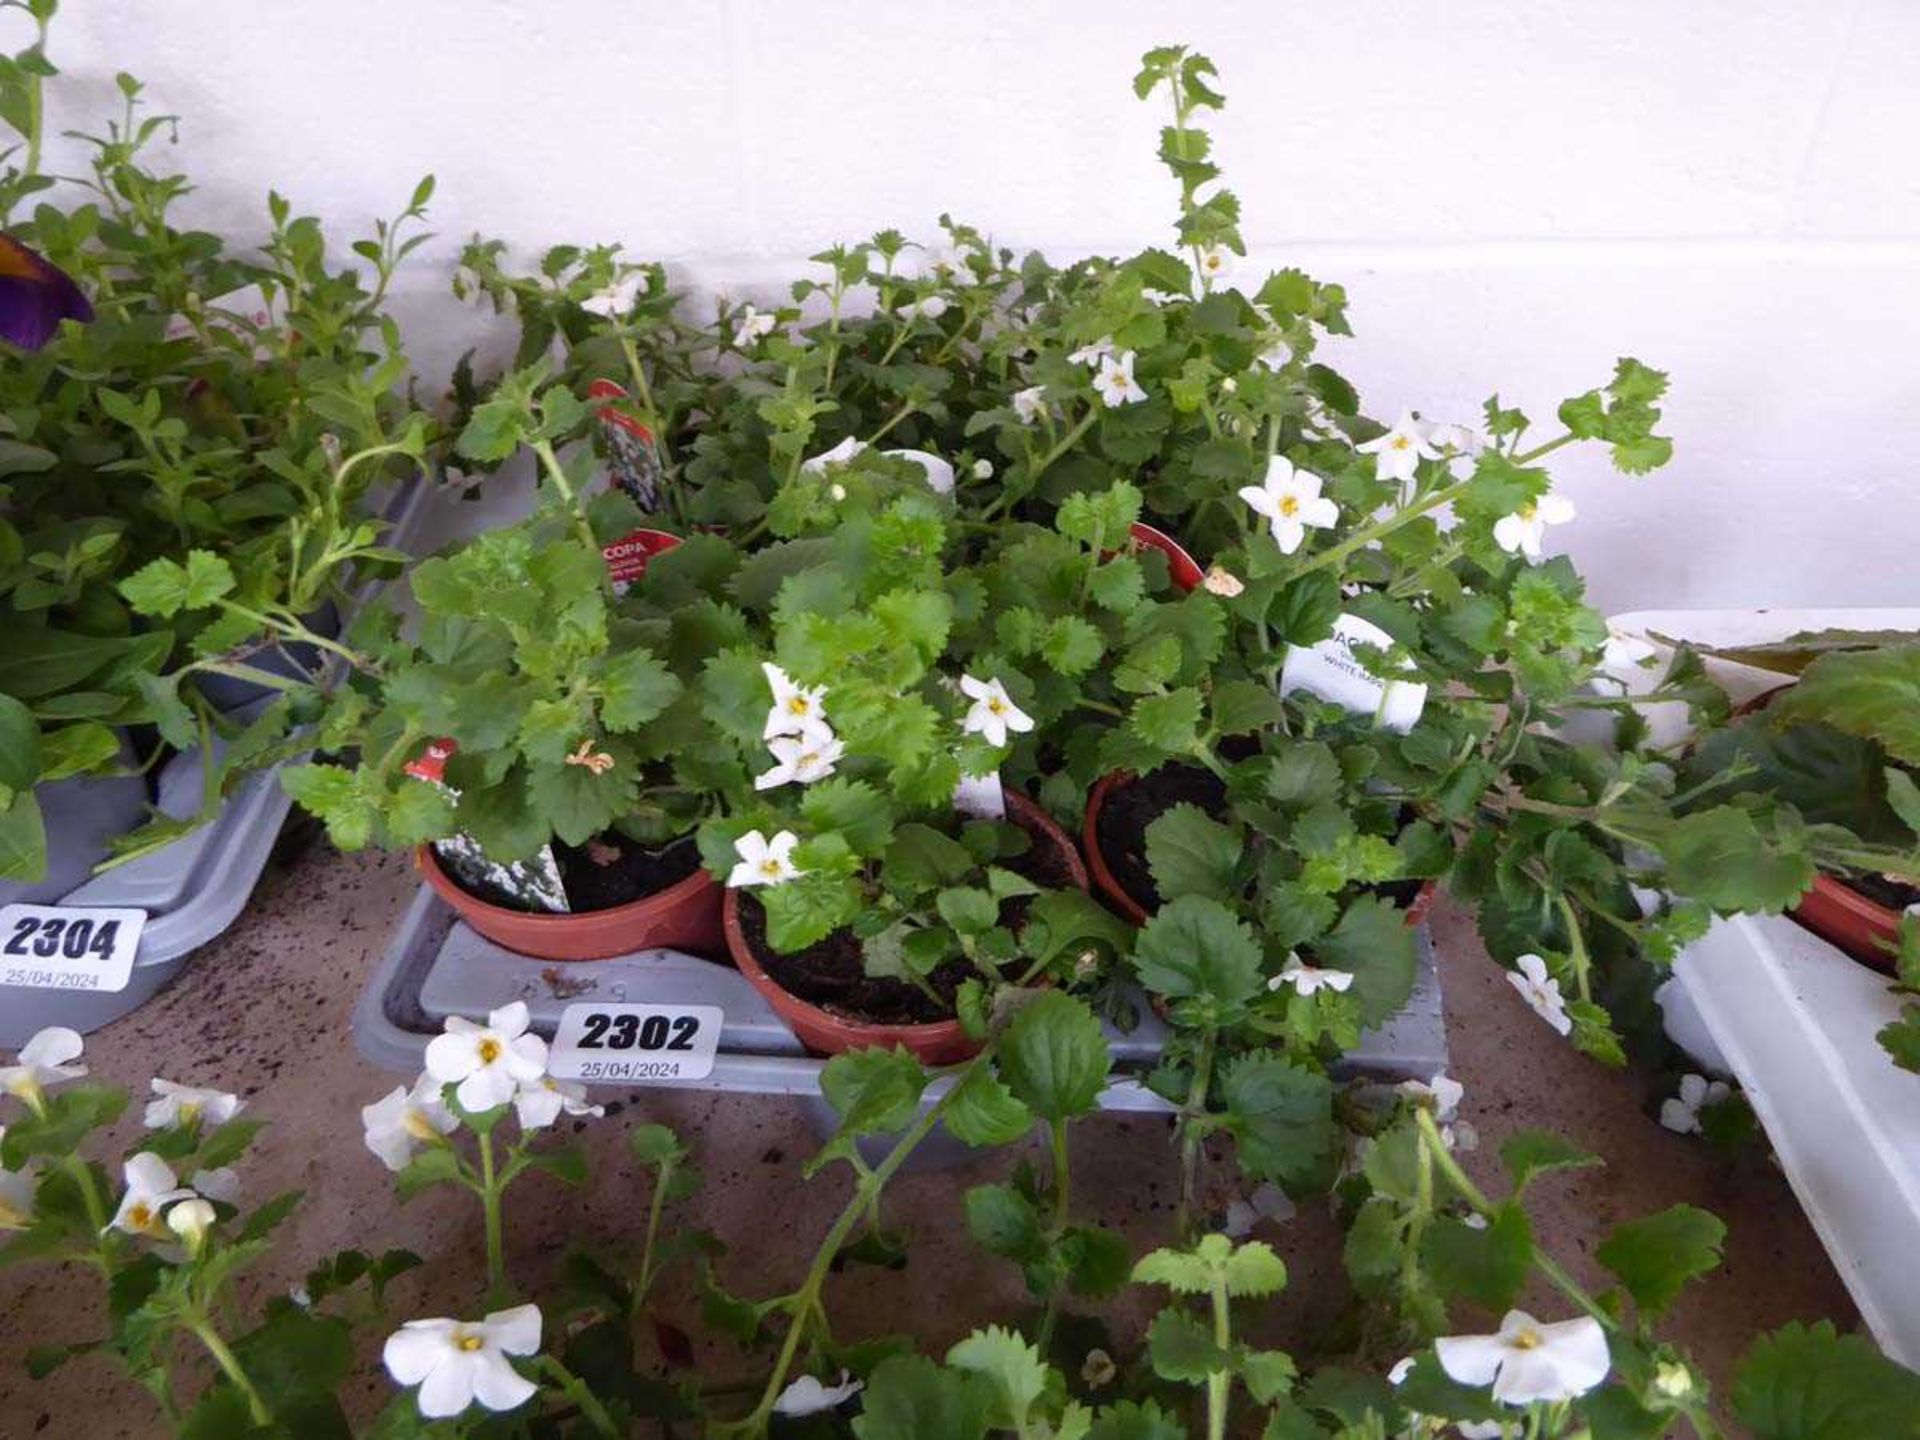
left=0, top=234, right=93, bottom=351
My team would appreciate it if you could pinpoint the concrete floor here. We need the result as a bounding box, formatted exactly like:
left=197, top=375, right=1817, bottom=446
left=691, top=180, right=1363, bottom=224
left=0, top=842, right=1858, bottom=1437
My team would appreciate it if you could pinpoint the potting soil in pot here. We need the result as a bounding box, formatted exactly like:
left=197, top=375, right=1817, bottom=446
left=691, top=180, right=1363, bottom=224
left=450, top=831, right=702, bottom=914
left=1097, top=761, right=1426, bottom=916
left=735, top=820, right=1078, bottom=1025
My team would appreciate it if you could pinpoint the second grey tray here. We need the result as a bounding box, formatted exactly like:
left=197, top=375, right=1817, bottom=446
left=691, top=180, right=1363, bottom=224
left=354, top=887, right=1451, bottom=1110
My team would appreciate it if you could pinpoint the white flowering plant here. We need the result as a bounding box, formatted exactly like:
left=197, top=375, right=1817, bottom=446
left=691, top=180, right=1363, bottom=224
left=8, top=1012, right=1915, bottom=1439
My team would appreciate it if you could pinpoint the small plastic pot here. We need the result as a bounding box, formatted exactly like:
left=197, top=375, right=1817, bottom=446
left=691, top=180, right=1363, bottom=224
left=1128, top=522, right=1203, bottom=592
left=1790, top=873, right=1905, bottom=974
left=417, top=843, right=724, bottom=963
left=723, top=792, right=1089, bottom=1064
left=1083, top=770, right=1437, bottom=927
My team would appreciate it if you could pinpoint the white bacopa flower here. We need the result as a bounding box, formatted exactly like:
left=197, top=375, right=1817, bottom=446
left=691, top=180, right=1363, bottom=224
left=829, top=482, right=847, bottom=501
left=144, top=1079, right=244, bottom=1131
left=754, top=731, right=846, bottom=792
left=971, top=458, right=993, bottom=480
left=800, top=436, right=868, bottom=474
left=166, top=1197, right=216, bottom=1255
left=289, top=1284, right=313, bottom=1309
left=1202, top=564, right=1245, bottom=598
left=1269, top=954, right=1355, bottom=996
left=772, top=1370, right=863, bottom=1417
left=363, top=1074, right=459, bottom=1172
left=902, top=294, right=949, bottom=321
left=1462, top=1210, right=1490, bottom=1230
left=383, top=1304, right=541, bottom=1420
left=192, top=1167, right=242, bottom=1205
left=513, top=1075, right=604, bottom=1131
left=1092, top=351, right=1148, bottom=408
left=1068, top=336, right=1115, bottom=367
left=959, top=674, right=1035, bottom=749
left=761, top=662, right=834, bottom=746
left=580, top=273, right=644, bottom=318
left=1198, top=245, right=1230, bottom=280
left=736, top=303, right=776, bottom=342
left=728, top=830, right=806, bottom=888
left=424, top=1002, right=550, bottom=1115
left=1492, top=493, right=1576, bottom=561
left=108, top=1153, right=196, bottom=1239
left=1659, top=1073, right=1732, bottom=1136
left=1388, top=1356, right=1416, bottom=1386
left=1507, top=953, right=1573, bottom=1037
left=1436, top=1309, right=1610, bottom=1407
left=2, top=1026, right=86, bottom=1107
left=1256, top=337, right=1293, bottom=372
left=1238, top=456, right=1338, bottom=555
left=1457, top=1424, right=1505, bottom=1440
left=1012, top=385, right=1048, bottom=424
left=1358, top=410, right=1441, bottom=487
left=1423, top=419, right=1486, bottom=457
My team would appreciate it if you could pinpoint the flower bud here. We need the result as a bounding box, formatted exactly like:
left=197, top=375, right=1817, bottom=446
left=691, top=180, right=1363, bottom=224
left=1652, top=1361, right=1695, bottom=1401
left=167, top=1197, right=216, bottom=1256
left=972, top=458, right=993, bottom=480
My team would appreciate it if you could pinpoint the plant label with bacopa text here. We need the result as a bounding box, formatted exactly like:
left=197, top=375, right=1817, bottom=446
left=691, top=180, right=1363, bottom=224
left=0, top=905, right=146, bottom=993
left=547, top=1003, right=723, bottom=1083
left=1279, top=613, right=1428, bottom=733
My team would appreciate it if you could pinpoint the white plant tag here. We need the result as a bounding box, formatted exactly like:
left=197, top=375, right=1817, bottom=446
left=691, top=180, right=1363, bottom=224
left=953, top=771, right=1007, bottom=819
left=547, top=1002, right=723, bottom=1083
left=1279, top=613, right=1427, bottom=733
left=0, top=905, right=146, bottom=993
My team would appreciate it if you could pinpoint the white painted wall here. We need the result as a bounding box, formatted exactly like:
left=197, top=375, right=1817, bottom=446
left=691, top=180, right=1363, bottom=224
left=22, top=1, right=1920, bottom=612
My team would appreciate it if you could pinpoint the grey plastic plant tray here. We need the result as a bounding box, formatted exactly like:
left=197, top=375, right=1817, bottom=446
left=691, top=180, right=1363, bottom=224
left=0, top=477, right=435, bottom=1047
left=354, top=887, right=1450, bottom=1116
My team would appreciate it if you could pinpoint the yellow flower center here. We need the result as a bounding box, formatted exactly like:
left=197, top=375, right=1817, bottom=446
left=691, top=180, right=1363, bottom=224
left=760, top=858, right=783, bottom=878
left=1518, top=502, right=1537, bottom=522
left=1392, top=435, right=1410, bottom=450
left=0, top=1199, right=28, bottom=1229
left=180, top=1100, right=201, bottom=1123
left=477, top=1038, right=502, bottom=1065
left=1278, top=496, right=1300, bottom=518
left=787, top=695, right=811, bottom=716
left=1511, top=1327, right=1545, bottom=1351
left=987, top=698, right=1006, bottom=715
left=456, top=1333, right=485, bottom=1353
left=128, top=1203, right=152, bottom=1231
left=402, top=1107, right=440, bottom=1140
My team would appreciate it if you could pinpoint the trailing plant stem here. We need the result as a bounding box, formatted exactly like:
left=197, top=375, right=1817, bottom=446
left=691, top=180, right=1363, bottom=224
left=188, top=1317, right=271, bottom=1427
left=1206, top=1274, right=1231, bottom=1440
left=478, top=1130, right=506, bottom=1295
left=726, top=1056, right=988, bottom=1435
left=1175, top=1028, right=1218, bottom=1238
left=540, top=1355, right=621, bottom=1439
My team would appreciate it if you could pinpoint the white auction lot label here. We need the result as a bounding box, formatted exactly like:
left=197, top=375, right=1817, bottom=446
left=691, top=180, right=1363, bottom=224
left=547, top=1002, right=723, bottom=1083
left=0, top=904, right=147, bottom=993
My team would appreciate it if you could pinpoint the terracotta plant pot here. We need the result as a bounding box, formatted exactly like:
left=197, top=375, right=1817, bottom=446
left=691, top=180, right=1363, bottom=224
left=723, top=792, right=1089, bottom=1064
left=1724, top=689, right=1907, bottom=973
left=1082, top=770, right=1437, bottom=928
left=1127, top=522, right=1203, bottom=593
left=1790, top=873, right=1904, bottom=974
left=417, top=843, right=724, bottom=963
